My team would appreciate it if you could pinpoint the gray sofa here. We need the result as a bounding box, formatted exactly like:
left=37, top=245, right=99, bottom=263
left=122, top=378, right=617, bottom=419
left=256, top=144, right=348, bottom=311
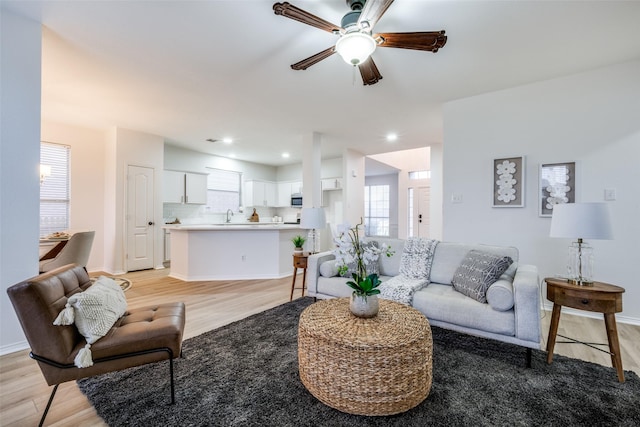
left=308, top=238, right=542, bottom=360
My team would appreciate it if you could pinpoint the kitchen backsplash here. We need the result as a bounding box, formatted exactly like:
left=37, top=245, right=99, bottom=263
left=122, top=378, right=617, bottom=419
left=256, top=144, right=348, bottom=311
left=162, top=203, right=299, bottom=224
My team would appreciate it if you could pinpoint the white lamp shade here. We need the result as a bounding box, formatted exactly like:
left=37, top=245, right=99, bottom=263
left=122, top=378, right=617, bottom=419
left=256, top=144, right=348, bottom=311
left=549, top=202, right=613, bottom=240
left=300, top=207, right=326, bottom=230
left=335, top=32, right=376, bottom=65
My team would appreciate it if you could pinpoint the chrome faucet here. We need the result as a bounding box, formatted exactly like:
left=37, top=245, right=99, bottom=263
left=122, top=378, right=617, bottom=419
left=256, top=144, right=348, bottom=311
left=226, top=209, right=234, bottom=223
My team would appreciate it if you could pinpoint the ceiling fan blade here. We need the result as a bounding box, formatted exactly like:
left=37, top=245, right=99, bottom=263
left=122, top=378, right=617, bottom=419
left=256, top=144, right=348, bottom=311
left=291, top=46, right=336, bottom=70
left=273, top=2, right=342, bottom=34
left=357, top=0, right=394, bottom=31
left=376, top=31, right=447, bottom=52
left=358, top=57, right=383, bottom=86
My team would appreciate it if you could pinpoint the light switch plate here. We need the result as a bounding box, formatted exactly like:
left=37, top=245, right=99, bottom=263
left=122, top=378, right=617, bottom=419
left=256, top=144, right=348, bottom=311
left=604, top=188, right=616, bottom=201
left=451, top=193, right=463, bottom=203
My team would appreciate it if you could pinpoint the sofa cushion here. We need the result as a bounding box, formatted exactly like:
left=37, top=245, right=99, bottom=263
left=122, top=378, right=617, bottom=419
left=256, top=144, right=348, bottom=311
left=374, top=238, right=405, bottom=276
left=451, top=250, right=513, bottom=303
left=430, top=243, right=518, bottom=285
left=413, top=283, right=515, bottom=336
left=319, top=260, right=339, bottom=277
left=486, top=278, right=515, bottom=311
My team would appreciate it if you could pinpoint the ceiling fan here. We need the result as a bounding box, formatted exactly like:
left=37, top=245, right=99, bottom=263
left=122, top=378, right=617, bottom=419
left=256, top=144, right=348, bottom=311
left=273, top=0, right=447, bottom=85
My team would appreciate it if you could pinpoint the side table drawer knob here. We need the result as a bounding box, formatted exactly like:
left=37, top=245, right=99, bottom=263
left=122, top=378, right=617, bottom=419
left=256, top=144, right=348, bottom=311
left=582, top=299, right=590, bottom=305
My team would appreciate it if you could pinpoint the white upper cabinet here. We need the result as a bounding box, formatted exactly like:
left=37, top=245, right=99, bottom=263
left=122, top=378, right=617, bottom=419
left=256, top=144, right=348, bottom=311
left=164, top=170, right=186, bottom=203
left=276, top=181, right=304, bottom=207
left=321, top=178, right=342, bottom=191
left=245, top=180, right=277, bottom=207
left=163, top=170, right=208, bottom=204
left=185, top=173, right=208, bottom=204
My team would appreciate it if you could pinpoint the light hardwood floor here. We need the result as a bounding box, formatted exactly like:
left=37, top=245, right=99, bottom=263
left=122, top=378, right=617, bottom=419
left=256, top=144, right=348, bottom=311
left=1, top=269, right=638, bottom=426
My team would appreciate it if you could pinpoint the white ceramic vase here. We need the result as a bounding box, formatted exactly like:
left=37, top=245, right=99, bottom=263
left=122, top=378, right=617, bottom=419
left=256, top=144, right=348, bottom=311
left=349, top=294, right=379, bottom=318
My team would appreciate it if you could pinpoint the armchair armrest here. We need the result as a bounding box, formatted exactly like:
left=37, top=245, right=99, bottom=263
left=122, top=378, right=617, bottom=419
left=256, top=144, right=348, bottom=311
left=512, top=264, right=541, bottom=347
left=307, top=251, right=335, bottom=297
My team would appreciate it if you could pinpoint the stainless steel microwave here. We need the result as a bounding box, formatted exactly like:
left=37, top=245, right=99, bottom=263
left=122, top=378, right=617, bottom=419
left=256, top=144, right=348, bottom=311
left=291, top=195, right=303, bottom=207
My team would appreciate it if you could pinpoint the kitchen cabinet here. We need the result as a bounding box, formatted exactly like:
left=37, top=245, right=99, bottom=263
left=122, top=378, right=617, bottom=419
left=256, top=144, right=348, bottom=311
left=163, top=170, right=208, bottom=204
left=321, top=178, right=342, bottom=191
left=276, top=181, right=304, bottom=207
left=245, top=180, right=277, bottom=207
left=277, top=182, right=292, bottom=207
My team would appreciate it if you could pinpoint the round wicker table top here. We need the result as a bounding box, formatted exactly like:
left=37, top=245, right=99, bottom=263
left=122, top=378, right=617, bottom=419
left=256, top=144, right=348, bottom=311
left=298, top=298, right=432, bottom=416
left=300, top=298, right=430, bottom=348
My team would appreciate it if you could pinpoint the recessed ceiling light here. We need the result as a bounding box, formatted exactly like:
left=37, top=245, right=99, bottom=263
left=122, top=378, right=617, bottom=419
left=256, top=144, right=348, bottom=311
left=386, top=133, right=398, bottom=142
left=223, top=137, right=233, bottom=144
left=282, top=152, right=290, bottom=158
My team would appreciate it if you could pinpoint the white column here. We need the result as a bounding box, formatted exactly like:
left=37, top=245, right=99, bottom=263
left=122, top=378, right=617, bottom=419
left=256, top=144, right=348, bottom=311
left=302, top=132, right=322, bottom=208
left=342, top=149, right=365, bottom=227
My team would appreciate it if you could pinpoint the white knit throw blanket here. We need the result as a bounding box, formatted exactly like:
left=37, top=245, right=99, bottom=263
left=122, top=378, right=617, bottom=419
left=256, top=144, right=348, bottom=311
left=379, top=238, right=439, bottom=305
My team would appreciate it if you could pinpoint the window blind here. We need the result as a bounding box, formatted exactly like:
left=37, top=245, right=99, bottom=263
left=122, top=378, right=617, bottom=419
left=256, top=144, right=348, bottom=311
left=205, top=168, right=242, bottom=213
left=40, top=142, right=70, bottom=237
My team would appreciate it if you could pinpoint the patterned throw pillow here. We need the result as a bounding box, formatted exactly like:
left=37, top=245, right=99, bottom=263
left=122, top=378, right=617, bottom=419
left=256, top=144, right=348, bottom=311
left=452, top=250, right=513, bottom=303
left=339, top=241, right=380, bottom=277
left=53, top=276, right=128, bottom=367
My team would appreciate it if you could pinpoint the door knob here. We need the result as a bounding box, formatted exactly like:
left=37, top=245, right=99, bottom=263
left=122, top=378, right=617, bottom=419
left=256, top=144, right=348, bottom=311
left=148, top=221, right=154, bottom=226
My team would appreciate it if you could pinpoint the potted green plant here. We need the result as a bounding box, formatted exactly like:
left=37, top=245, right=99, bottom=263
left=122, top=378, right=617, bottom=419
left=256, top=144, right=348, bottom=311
left=291, top=235, right=306, bottom=254
left=333, top=219, right=393, bottom=318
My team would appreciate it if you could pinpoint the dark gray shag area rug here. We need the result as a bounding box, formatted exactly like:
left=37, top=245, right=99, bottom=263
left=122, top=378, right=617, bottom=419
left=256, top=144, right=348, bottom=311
left=78, top=297, right=640, bottom=426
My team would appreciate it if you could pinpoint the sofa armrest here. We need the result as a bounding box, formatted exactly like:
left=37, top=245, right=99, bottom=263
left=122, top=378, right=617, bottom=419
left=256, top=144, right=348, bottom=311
left=307, top=251, right=335, bottom=297
left=512, top=264, right=541, bottom=347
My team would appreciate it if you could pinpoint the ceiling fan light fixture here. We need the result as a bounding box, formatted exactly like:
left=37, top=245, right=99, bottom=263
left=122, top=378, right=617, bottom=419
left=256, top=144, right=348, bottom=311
left=335, top=31, right=376, bottom=66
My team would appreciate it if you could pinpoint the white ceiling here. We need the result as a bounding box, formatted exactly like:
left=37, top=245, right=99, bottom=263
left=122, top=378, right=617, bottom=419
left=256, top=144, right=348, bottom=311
left=4, top=0, right=640, bottom=166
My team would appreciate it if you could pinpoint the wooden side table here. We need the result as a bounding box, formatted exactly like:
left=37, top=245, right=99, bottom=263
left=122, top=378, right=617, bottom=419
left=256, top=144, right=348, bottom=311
left=545, top=277, right=626, bottom=382
left=290, top=252, right=308, bottom=301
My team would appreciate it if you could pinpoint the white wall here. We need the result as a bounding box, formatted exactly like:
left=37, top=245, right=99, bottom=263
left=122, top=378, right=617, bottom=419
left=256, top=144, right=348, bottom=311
left=368, top=147, right=432, bottom=239
left=1, top=9, right=42, bottom=353
left=164, top=144, right=277, bottom=181
left=41, top=122, right=107, bottom=271
left=442, top=60, right=640, bottom=323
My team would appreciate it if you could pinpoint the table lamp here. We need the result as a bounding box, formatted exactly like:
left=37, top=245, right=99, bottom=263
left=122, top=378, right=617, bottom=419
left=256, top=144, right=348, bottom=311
left=300, top=207, right=326, bottom=254
left=549, top=202, right=613, bottom=285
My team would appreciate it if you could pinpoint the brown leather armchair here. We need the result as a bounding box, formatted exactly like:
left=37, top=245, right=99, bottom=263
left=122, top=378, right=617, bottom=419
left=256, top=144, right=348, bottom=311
left=6, top=264, right=186, bottom=427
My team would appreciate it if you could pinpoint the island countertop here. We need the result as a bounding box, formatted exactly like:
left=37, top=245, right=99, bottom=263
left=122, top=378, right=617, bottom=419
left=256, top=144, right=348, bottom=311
left=163, top=223, right=301, bottom=231
left=166, top=224, right=303, bottom=281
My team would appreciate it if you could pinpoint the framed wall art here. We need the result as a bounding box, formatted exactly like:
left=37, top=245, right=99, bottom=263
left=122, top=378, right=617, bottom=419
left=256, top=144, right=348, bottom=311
left=539, top=161, right=576, bottom=217
left=493, top=156, right=525, bottom=208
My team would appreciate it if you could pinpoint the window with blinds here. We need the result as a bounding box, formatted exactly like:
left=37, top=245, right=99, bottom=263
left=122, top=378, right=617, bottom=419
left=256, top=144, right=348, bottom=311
left=205, top=168, right=242, bottom=213
left=364, top=184, right=390, bottom=237
left=40, top=142, right=70, bottom=237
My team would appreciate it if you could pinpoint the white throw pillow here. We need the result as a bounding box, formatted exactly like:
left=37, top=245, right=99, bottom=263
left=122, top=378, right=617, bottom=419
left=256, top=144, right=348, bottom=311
left=486, top=278, right=515, bottom=311
left=319, top=260, right=339, bottom=278
left=53, top=276, right=127, bottom=367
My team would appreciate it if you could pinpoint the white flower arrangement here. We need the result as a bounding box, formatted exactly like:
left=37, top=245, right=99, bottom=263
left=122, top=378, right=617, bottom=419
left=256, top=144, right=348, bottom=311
left=333, top=219, right=394, bottom=296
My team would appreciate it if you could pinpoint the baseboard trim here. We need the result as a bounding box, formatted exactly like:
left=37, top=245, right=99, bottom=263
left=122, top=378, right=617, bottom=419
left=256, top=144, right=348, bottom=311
left=0, top=340, right=29, bottom=357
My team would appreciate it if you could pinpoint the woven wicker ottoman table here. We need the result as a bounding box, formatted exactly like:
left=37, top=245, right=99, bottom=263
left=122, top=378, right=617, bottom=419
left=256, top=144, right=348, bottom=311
left=298, top=298, right=433, bottom=416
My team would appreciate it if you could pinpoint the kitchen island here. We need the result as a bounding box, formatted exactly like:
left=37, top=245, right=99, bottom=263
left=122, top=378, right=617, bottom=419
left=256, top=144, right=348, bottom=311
left=164, top=223, right=302, bottom=281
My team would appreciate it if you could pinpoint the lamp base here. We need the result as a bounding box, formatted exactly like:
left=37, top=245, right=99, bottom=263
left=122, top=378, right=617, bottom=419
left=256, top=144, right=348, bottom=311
left=307, top=229, right=321, bottom=254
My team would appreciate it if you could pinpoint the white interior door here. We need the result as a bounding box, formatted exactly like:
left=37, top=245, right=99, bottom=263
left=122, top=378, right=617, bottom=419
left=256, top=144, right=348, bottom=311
left=127, top=165, right=154, bottom=271
left=413, top=186, right=430, bottom=238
